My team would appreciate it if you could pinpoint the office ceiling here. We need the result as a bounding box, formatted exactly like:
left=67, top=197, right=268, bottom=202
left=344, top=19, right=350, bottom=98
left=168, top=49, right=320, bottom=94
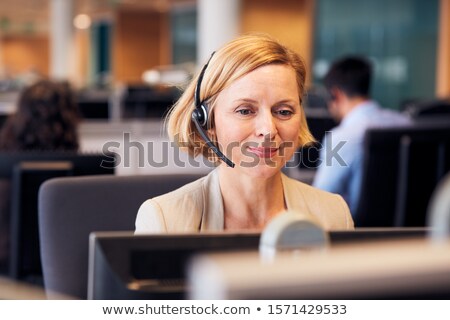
left=0, top=0, right=195, bottom=35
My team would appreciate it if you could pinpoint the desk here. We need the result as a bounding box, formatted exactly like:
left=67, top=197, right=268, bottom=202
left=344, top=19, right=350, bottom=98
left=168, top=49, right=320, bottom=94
left=0, top=276, right=75, bottom=299
left=0, top=276, right=47, bottom=299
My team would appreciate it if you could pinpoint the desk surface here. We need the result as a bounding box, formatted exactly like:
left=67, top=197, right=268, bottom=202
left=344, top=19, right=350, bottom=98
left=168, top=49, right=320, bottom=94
left=0, top=277, right=48, bottom=299
left=0, top=276, right=76, bottom=300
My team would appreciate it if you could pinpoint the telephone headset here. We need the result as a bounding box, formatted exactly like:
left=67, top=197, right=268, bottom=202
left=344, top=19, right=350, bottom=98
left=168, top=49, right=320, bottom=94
left=191, top=52, right=235, bottom=168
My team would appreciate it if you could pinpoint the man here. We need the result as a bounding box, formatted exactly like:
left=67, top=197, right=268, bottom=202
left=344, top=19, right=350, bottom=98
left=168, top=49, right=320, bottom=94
left=313, top=56, right=410, bottom=217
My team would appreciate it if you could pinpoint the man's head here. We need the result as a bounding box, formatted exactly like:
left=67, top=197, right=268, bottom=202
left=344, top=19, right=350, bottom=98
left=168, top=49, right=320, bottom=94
left=323, top=56, right=372, bottom=121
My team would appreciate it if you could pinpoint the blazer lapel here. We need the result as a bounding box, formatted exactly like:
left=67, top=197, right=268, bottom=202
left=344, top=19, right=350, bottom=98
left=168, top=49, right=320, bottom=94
left=282, top=173, right=314, bottom=217
left=199, top=169, right=224, bottom=231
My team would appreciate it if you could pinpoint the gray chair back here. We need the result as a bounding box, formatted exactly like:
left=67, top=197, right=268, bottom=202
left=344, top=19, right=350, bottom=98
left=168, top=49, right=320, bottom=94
left=38, top=173, right=203, bottom=299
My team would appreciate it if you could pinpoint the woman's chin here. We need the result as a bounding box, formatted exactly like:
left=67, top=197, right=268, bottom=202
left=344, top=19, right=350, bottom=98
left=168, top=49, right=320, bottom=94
left=237, top=159, right=285, bottom=179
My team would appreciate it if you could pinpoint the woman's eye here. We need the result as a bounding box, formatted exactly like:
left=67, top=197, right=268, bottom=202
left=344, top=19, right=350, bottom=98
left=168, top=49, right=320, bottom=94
left=236, top=109, right=253, bottom=116
left=276, top=109, right=293, bottom=117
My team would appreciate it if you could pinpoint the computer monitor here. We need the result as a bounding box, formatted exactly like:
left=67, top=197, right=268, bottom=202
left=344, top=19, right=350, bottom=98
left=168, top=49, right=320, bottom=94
left=295, top=109, right=337, bottom=170
left=0, top=151, right=115, bottom=178
left=121, top=85, right=181, bottom=119
left=189, top=238, right=450, bottom=299
left=76, top=89, right=110, bottom=119
left=356, top=124, right=450, bottom=227
left=88, top=232, right=261, bottom=299
left=88, top=228, right=428, bottom=299
left=1, top=152, right=116, bottom=282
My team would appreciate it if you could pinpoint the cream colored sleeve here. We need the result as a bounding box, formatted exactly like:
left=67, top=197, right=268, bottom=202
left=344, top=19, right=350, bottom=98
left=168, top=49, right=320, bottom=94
left=135, top=199, right=168, bottom=234
left=334, top=194, right=354, bottom=230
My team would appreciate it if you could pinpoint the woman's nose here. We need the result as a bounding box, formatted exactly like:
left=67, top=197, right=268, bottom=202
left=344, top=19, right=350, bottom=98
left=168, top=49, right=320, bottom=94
left=255, top=112, right=277, bottom=139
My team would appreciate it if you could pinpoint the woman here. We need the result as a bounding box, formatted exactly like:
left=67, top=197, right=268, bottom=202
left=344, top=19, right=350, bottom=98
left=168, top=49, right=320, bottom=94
left=0, top=80, right=79, bottom=151
left=136, top=34, right=353, bottom=233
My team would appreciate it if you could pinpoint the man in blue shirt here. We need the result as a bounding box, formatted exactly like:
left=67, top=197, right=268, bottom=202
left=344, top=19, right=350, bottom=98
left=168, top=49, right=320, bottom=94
left=313, top=56, right=410, bottom=218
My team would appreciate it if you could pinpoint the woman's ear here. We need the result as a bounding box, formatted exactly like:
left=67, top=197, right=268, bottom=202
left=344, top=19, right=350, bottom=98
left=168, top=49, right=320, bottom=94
left=207, top=127, right=216, bottom=141
left=206, top=110, right=216, bottom=141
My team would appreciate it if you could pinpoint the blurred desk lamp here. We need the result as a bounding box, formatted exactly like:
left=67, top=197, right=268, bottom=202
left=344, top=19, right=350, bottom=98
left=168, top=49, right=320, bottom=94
left=259, top=210, right=329, bottom=262
left=428, top=172, right=450, bottom=242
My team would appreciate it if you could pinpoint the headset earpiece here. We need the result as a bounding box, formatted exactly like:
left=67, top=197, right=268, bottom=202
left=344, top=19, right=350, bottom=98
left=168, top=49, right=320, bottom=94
left=192, top=104, right=208, bottom=128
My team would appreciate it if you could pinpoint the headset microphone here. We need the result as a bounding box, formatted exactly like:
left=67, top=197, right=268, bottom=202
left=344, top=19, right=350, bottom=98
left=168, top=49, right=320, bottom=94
left=192, top=111, right=235, bottom=168
left=193, top=52, right=235, bottom=168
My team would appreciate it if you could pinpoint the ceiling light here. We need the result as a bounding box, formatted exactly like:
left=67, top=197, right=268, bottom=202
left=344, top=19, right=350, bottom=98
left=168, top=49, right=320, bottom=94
left=73, top=14, right=91, bottom=30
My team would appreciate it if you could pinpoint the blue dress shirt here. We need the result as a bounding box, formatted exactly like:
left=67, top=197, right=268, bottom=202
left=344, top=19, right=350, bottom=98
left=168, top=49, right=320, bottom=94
left=312, top=100, right=411, bottom=217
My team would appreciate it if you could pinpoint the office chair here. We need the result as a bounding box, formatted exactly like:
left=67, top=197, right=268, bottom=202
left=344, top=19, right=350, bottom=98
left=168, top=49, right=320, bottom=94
left=38, top=173, right=203, bottom=299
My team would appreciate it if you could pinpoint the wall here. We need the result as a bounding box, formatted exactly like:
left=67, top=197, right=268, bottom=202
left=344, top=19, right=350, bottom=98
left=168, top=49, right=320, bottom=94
left=72, top=29, right=90, bottom=88
left=436, top=0, right=450, bottom=97
left=1, top=35, right=49, bottom=77
left=112, top=9, right=170, bottom=84
left=241, top=0, right=315, bottom=84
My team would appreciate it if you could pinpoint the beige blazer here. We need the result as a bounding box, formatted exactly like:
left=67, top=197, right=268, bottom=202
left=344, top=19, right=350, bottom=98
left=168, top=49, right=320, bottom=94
left=135, top=170, right=354, bottom=233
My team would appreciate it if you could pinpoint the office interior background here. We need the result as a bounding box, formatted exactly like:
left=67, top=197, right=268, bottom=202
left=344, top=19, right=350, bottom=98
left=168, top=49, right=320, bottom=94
left=1, top=0, right=447, bottom=111
left=0, top=0, right=448, bottom=173
left=0, top=0, right=450, bottom=300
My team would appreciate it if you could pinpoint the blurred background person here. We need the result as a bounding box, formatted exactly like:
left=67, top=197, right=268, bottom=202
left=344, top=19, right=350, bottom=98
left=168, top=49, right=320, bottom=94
left=0, top=79, right=80, bottom=271
left=0, top=80, right=80, bottom=151
left=313, top=56, right=410, bottom=217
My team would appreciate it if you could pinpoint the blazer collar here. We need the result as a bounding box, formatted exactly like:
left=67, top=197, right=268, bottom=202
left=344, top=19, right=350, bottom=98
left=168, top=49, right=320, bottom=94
left=200, top=170, right=312, bottom=231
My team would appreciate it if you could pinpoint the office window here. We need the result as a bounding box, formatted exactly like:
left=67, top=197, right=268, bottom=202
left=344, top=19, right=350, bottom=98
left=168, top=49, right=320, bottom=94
left=313, top=0, right=438, bottom=109
left=171, top=5, right=197, bottom=64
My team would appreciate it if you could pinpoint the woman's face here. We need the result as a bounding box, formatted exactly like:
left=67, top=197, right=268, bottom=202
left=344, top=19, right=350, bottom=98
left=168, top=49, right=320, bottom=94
left=212, top=64, right=301, bottom=178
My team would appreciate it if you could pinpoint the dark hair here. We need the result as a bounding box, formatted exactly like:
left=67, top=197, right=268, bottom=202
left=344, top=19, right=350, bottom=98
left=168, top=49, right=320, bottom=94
left=0, top=80, right=80, bottom=151
left=323, top=56, right=372, bottom=98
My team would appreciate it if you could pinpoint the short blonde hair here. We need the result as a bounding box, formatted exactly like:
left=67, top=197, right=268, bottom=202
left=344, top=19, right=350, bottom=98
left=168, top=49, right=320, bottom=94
left=166, top=33, right=314, bottom=159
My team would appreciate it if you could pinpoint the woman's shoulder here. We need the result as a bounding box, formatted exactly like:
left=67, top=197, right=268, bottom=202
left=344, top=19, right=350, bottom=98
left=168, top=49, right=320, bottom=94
left=153, top=174, right=209, bottom=203
left=135, top=172, right=213, bottom=233
left=284, top=174, right=337, bottom=199
left=283, top=174, right=354, bottom=230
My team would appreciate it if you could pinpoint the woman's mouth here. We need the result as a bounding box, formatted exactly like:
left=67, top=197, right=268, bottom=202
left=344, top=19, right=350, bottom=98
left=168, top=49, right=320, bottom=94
left=247, top=146, right=279, bottom=158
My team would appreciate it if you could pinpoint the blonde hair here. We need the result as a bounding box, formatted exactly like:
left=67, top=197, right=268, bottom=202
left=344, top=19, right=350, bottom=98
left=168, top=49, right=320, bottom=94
left=166, top=33, right=314, bottom=160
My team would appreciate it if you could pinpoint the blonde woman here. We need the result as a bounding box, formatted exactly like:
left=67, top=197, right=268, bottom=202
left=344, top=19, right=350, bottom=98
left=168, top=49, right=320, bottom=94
left=136, top=34, right=353, bottom=233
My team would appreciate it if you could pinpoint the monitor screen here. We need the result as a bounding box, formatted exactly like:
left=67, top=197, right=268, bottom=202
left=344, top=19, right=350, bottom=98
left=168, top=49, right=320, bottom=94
left=88, top=231, right=261, bottom=299
left=88, top=228, right=428, bottom=300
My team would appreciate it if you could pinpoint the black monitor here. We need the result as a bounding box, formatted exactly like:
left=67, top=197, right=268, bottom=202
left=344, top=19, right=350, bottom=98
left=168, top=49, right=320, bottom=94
left=76, top=89, right=110, bottom=119
left=355, top=124, right=450, bottom=227
left=295, top=109, right=337, bottom=170
left=0, top=151, right=115, bottom=178
left=1, top=152, right=116, bottom=282
left=121, top=85, right=181, bottom=119
left=88, top=232, right=261, bottom=300
left=88, top=228, right=428, bottom=300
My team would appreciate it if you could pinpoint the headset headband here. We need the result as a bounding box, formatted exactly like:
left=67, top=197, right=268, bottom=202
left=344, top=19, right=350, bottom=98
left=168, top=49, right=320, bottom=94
left=194, top=52, right=216, bottom=108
